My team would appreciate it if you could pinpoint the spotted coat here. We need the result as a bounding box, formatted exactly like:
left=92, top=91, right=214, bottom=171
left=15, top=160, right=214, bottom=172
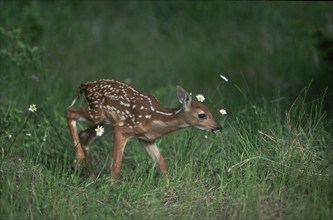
left=80, top=79, right=175, bottom=129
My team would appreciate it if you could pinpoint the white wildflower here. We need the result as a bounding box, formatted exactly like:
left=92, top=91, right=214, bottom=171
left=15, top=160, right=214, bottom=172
left=26, top=133, right=32, bottom=137
left=219, top=109, right=227, bottom=115
left=42, top=133, right=47, bottom=142
left=196, top=94, right=205, bottom=102
left=95, top=125, right=104, bottom=136
left=8, top=134, right=12, bottom=138
left=220, top=74, right=228, bottom=82
left=29, top=104, right=37, bottom=112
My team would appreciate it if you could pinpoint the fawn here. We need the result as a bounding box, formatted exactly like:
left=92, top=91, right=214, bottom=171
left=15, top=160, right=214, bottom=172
left=66, top=79, right=222, bottom=183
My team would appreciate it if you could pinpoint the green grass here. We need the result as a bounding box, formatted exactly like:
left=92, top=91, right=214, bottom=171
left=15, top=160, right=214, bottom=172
left=1, top=1, right=333, bottom=219
left=1, top=86, right=332, bottom=219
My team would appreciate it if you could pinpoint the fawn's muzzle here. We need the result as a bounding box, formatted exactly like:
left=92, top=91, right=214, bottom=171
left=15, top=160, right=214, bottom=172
left=211, top=125, right=223, bottom=133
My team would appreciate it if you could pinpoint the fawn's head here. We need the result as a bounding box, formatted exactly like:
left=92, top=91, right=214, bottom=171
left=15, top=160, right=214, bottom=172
left=177, top=86, right=222, bottom=133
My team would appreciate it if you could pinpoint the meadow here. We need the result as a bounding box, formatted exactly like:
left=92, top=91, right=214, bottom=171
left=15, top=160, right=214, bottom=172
left=1, top=1, right=333, bottom=219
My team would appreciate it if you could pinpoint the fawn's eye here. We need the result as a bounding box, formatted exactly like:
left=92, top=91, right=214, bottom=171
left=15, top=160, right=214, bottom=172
left=198, top=113, right=207, bottom=120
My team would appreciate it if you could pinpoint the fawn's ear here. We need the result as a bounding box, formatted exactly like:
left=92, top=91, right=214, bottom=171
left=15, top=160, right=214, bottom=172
left=177, top=86, right=192, bottom=109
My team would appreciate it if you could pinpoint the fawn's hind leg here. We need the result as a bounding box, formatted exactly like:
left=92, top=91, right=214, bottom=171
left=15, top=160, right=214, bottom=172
left=66, top=106, right=93, bottom=168
left=79, top=124, right=101, bottom=179
left=111, top=129, right=129, bottom=184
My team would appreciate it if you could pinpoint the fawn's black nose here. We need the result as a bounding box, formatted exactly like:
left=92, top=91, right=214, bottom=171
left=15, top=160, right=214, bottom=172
left=212, top=125, right=223, bottom=133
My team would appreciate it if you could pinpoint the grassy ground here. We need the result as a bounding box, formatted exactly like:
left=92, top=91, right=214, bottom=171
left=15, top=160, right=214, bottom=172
left=1, top=1, right=333, bottom=219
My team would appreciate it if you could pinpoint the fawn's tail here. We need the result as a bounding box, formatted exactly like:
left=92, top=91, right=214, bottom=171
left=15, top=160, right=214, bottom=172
left=67, top=84, right=85, bottom=109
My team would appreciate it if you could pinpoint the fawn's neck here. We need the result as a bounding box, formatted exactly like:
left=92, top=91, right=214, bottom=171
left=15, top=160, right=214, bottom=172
left=144, top=106, right=189, bottom=139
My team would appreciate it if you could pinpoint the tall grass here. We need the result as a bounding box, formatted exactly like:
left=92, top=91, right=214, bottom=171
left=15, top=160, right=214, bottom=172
left=1, top=1, right=333, bottom=219
left=1, top=80, right=332, bottom=219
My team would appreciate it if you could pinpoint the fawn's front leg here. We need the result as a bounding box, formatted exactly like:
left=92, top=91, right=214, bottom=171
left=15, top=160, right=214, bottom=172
left=111, top=129, right=128, bottom=184
left=140, top=140, right=167, bottom=174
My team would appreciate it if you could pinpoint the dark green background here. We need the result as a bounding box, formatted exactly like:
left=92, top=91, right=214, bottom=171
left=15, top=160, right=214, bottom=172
left=1, top=1, right=332, bottom=115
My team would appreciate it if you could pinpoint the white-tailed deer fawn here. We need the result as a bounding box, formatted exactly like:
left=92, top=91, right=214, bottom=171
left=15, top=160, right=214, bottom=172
left=67, top=79, right=222, bottom=183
